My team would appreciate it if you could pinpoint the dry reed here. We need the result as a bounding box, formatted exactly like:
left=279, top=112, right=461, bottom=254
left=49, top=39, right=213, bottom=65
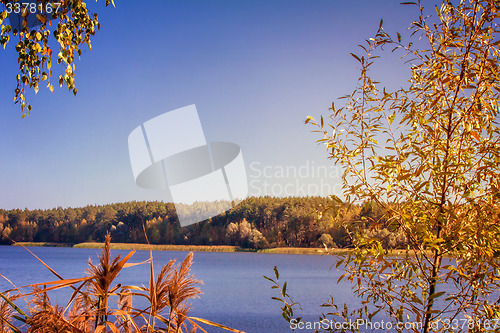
left=0, top=233, right=244, bottom=333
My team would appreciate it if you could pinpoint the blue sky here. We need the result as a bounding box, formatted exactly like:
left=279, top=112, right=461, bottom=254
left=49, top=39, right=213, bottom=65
left=0, top=0, right=418, bottom=209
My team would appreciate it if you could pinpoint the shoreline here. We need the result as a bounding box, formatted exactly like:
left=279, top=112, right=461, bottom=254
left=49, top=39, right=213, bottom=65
left=11, top=242, right=347, bottom=255
left=10, top=242, right=420, bottom=256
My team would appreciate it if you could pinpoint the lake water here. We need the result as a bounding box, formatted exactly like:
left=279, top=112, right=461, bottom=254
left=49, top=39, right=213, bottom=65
left=3, top=246, right=494, bottom=332
left=0, top=246, right=354, bottom=333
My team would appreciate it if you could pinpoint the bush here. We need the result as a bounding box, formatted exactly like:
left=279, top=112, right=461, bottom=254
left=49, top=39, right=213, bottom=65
left=318, top=233, right=336, bottom=248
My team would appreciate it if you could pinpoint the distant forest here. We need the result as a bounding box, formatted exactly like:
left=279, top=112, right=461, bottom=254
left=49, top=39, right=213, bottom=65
left=0, top=196, right=408, bottom=249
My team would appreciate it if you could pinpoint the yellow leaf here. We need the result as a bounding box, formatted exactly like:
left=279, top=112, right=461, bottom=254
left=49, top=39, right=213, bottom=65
left=94, top=325, right=106, bottom=333
left=305, top=115, right=315, bottom=124
left=37, top=14, right=47, bottom=24
left=471, top=131, right=481, bottom=141
left=106, top=322, right=120, bottom=333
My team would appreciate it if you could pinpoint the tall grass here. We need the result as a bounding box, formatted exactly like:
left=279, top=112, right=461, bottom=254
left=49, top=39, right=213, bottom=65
left=73, top=243, right=240, bottom=253
left=0, top=233, right=244, bottom=333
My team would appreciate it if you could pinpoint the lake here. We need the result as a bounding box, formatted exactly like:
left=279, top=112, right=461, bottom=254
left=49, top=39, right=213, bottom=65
left=3, top=246, right=492, bottom=332
left=0, top=246, right=353, bottom=333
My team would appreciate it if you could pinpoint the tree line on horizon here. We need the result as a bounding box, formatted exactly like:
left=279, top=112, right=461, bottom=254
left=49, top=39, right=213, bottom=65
left=0, top=196, right=409, bottom=250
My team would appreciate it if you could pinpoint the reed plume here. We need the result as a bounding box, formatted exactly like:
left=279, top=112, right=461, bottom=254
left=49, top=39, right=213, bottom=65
left=85, top=232, right=133, bottom=331
left=27, top=302, right=80, bottom=333
left=138, top=251, right=201, bottom=332
left=116, top=288, right=133, bottom=333
left=0, top=293, right=14, bottom=333
left=68, top=293, right=95, bottom=332
left=165, top=252, right=201, bottom=333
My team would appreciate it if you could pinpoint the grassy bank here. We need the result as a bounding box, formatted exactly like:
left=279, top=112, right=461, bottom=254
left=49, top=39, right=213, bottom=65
left=11, top=242, right=425, bottom=256
left=260, top=247, right=348, bottom=255
left=12, top=242, right=74, bottom=247
left=13, top=242, right=335, bottom=255
left=74, top=242, right=334, bottom=255
left=73, top=242, right=240, bottom=252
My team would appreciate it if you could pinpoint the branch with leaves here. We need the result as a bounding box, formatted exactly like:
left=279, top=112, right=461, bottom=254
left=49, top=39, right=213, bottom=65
left=301, top=0, right=500, bottom=332
left=0, top=0, right=115, bottom=116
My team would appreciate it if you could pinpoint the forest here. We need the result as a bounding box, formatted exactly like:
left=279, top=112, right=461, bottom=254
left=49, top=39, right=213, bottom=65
left=0, top=196, right=409, bottom=249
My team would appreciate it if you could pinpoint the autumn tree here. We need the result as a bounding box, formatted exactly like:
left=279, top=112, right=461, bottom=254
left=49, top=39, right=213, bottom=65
left=306, top=0, right=500, bottom=331
left=225, top=218, right=269, bottom=249
left=0, top=0, right=114, bottom=116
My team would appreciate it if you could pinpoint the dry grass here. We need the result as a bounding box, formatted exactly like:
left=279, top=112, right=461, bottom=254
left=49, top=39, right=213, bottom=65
left=74, top=243, right=240, bottom=253
left=13, top=242, right=431, bottom=257
left=12, top=242, right=73, bottom=248
left=1, top=233, right=245, bottom=333
left=74, top=243, right=340, bottom=255
left=258, top=247, right=337, bottom=255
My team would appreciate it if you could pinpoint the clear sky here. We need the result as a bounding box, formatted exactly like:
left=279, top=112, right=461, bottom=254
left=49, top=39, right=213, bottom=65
left=0, top=0, right=420, bottom=210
